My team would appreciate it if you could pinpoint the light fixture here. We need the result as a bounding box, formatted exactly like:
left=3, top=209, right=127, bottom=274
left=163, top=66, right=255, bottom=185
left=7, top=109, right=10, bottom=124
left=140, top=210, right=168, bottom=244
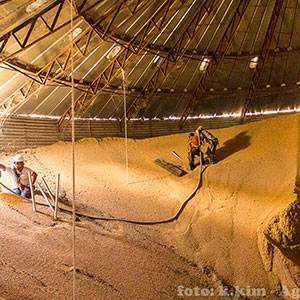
left=199, top=58, right=210, bottom=71
left=70, top=27, right=82, bottom=39
left=153, top=55, right=160, bottom=65
left=26, top=0, right=48, bottom=13
left=106, top=45, right=121, bottom=60
left=11, top=106, right=300, bottom=122
left=249, top=56, right=259, bottom=69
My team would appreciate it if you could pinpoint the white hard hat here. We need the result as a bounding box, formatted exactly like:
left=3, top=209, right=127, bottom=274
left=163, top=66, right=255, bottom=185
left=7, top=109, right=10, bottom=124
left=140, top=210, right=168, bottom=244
left=13, top=154, right=24, bottom=163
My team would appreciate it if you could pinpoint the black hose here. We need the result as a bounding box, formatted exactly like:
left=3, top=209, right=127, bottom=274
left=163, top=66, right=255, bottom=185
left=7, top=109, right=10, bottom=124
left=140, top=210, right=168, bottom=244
left=0, top=160, right=206, bottom=225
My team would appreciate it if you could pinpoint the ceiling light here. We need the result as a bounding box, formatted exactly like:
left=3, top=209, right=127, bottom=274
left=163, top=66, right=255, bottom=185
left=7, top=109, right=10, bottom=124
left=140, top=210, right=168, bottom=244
left=70, top=27, right=82, bottom=39
left=249, top=56, right=258, bottom=69
left=26, top=0, right=48, bottom=13
left=153, top=55, right=160, bottom=65
left=106, top=45, right=121, bottom=60
left=199, top=58, right=210, bottom=72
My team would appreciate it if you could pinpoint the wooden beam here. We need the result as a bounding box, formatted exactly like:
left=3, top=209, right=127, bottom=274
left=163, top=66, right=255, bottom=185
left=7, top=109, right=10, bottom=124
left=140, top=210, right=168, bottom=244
left=240, top=0, right=284, bottom=122
left=179, top=0, right=251, bottom=128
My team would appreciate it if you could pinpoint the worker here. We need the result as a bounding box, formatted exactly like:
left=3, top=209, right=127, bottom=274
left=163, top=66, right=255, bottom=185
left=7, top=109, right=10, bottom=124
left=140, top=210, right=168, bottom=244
left=0, top=154, right=37, bottom=198
left=188, top=132, right=201, bottom=170
left=188, top=126, right=219, bottom=170
left=197, top=125, right=218, bottom=164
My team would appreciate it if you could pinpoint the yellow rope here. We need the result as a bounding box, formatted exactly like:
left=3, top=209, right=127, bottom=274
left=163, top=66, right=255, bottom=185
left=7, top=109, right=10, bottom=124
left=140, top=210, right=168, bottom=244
left=70, top=1, right=76, bottom=298
left=122, top=69, right=129, bottom=184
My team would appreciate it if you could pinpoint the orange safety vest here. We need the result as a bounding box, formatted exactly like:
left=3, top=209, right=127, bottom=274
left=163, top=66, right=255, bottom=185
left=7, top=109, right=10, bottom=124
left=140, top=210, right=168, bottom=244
left=189, top=135, right=199, bottom=148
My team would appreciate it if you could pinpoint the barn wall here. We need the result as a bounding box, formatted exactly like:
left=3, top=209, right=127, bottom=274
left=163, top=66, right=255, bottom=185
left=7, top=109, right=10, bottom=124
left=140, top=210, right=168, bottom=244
left=0, top=113, right=284, bottom=151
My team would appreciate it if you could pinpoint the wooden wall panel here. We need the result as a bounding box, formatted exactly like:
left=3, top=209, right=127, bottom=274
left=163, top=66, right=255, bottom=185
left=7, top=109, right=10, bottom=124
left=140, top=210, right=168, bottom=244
left=0, top=114, right=282, bottom=151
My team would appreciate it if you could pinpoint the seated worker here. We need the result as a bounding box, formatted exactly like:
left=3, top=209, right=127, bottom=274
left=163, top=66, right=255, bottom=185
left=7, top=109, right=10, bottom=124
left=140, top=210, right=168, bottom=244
left=197, top=126, right=219, bottom=164
left=188, top=132, right=201, bottom=170
left=0, top=154, right=37, bottom=198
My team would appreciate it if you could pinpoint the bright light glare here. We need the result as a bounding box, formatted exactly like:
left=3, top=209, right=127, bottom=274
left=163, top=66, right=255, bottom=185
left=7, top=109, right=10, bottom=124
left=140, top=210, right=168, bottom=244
left=0, top=107, right=299, bottom=122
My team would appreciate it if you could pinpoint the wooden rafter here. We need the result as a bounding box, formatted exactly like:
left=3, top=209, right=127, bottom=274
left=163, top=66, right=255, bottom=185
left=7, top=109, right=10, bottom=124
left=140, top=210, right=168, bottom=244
left=240, top=0, right=285, bottom=121
left=178, top=0, right=252, bottom=128
left=124, top=0, right=220, bottom=120
left=57, top=0, right=183, bottom=128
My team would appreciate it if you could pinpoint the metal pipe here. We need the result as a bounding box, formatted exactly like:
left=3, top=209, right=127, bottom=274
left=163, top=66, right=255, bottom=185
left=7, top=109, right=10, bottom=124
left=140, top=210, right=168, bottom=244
left=54, top=173, right=60, bottom=220
left=172, top=151, right=183, bottom=161
left=28, top=171, right=36, bottom=212
left=41, top=177, right=55, bottom=203
left=37, top=182, right=54, bottom=212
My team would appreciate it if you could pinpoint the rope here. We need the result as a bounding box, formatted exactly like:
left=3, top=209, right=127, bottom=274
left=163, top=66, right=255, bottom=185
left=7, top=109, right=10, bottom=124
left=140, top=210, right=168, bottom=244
left=70, top=1, right=76, bottom=298
left=122, top=69, right=129, bottom=184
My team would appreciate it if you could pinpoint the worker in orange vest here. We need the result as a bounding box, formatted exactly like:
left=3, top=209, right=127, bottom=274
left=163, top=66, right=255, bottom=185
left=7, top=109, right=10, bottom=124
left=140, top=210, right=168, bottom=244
left=188, top=126, right=219, bottom=170
left=188, top=132, right=201, bottom=170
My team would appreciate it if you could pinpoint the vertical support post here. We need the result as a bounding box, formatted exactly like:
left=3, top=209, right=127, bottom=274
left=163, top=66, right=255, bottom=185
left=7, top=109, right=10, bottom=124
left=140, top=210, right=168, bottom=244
left=295, top=115, right=300, bottom=198
left=122, top=69, right=129, bottom=184
left=28, top=171, right=36, bottom=212
left=54, top=173, right=60, bottom=220
left=196, top=129, right=203, bottom=172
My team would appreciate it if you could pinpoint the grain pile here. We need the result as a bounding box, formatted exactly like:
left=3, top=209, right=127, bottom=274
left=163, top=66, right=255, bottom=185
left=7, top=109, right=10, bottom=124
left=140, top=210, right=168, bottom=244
left=0, top=113, right=298, bottom=299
